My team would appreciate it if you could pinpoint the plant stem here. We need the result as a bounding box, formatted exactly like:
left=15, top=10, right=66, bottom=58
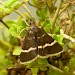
left=60, top=29, right=75, bottom=42
left=0, top=19, right=9, bottom=29
left=52, top=1, right=62, bottom=32
left=47, top=64, right=64, bottom=73
left=15, top=10, right=29, bottom=26
left=22, top=5, right=35, bottom=19
left=59, top=3, right=70, bottom=15
left=28, top=1, right=37, bottom=8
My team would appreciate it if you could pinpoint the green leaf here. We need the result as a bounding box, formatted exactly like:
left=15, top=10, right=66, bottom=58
left=31, top=68, right=39, bottom=75
left=44, top=20, right=52, bottom=33
left=68, top=42, right=75, bottom=50
left=52, top=34, right=63, bottom=45
left=10, top=2, right=20, bottom=9
left=3, top=0, right=19, bottom=7
left=52, top=34, right=58, bottom=41
left=17, top=20, right=29, bottom=37
left=47, top=68, right=63, bottom=75
left=0, top=48, right=13, bottom=68
left=0, top=6, right=11, bottom=18
left=9, top=25, right=19, bottom=37
left=0, top=70, right=7, bottom=75
left=0, top=0, right=20, bottom=18
left=63, top=66, right=69, bottom=73
left=6, top=20, right=16, bottom=28
left=39, top=66, right=47, bottom=71
left=36, top=8, right=48, bottom=20
left=6, top=20, right=19, bottom=37
left=5, top=59, right=13, bottom=66
left=32, top=0, right=46, bottom=8
left=53, top=25, right=59, bottom=33
left=27, top=61, right=38, bottom=68
left=7, top=19, right=29, bottom=37
left=0, top=49, right=5, bottom=55
left=57, top=35, right=63, bottom=45
left=0, top=55, right=5, bottom=64
left=13, top=47, right=21, bottom=55
left=17, top=18, right=29, bottom=37
left=37, top=58, right=48, bottom=65
left=17, top=19, right=28, bottom=28
left=9, top=35, right=19, bottom=46
left=70, top=56, right=75, bottom=66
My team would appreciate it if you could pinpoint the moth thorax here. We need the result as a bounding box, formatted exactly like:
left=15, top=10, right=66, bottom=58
left=30, top=25, right=38, bottom=34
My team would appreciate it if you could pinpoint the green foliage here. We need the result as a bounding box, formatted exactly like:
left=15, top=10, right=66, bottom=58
left=17, top=19, right=29, bottom=37
left=0, top=0, right=75, bottom=75
left=37, top=58, right=48, bottom=71
left=0, top=70, right=8, bottom=75
left=63, top=66, right=70, bottom=74
left=47, top=68, right=63, bottom=75
left=61, top=56, right=75, bottom=75
left=0, top=0, right=20, bottom=18
left=0, top=48, right=13, bottom=70
left=53, top=25, right=59, bottom=33
left=6, top=19, right=28, bottom=37
left=0, top=40, right=11, bottom=50
left=13, top=46, right=21, bottom=55
left=27, top=61, right=38, bottom=68
left=44, top=19, right=52, bottom=33
left=9, top=35, right=19, bottom=46
left=26, top=58, right=48, bottom=68
left=37, top=58, right=48, bottom=65
left=31, top=68, right=39, bottom=75
left=3, top=0, right=20, bottom=9
left=6, top=20, right=16, bottom=28
left=9, top=24, right=19, bottom=37
left=52, top=34, right=64, bottom=45
left=70, top=56, right=75, bottom=66
left=25, top=58, right=48, bottom=74
left=36, top=8, right=48, bottom=20
left=32, top=0, right=46, bottom=8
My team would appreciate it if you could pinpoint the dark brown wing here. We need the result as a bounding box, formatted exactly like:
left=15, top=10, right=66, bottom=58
left=37, top=28, right=63, bottom=57
left=20, top=28, right=38, bottom=63
left=22, top=29, right=37, bottom=50
left=37, top=28, right=54, bottom=46
left=20, top=50, right=37, bottom=63
left=39, top=42, right=63, bottom=57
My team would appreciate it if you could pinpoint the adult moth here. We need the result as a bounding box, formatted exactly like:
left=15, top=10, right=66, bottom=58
left=20, top=21, right=63, bottom=63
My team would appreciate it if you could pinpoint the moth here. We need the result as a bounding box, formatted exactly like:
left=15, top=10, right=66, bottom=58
left=20, top=21, right=63, bottom=63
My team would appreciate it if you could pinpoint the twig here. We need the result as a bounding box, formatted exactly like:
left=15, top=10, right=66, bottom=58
left=21, top=0, right=28, bottom=4
left=15, top=10, right=26, bottom=20
left=22, top=5, right=35, bottom=19
left=47, top=64, right=64, bottom=73
left=15, top=10, right=29, bottom=26
left=60, top=29, right=75, bottom=42
left=67, top=10, right=74, bottom=35
left=52, top=1, right=62, bottom=32
left=59, top=3, right=70, bottom=15
left=28, top=1, right=37, bottom=8
left=0, top=19, right=9, bottom=29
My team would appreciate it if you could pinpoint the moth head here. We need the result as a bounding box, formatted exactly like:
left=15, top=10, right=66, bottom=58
left=29, top=21, right=38, bottom=35
left=30, top=25, right=38, bottom=35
